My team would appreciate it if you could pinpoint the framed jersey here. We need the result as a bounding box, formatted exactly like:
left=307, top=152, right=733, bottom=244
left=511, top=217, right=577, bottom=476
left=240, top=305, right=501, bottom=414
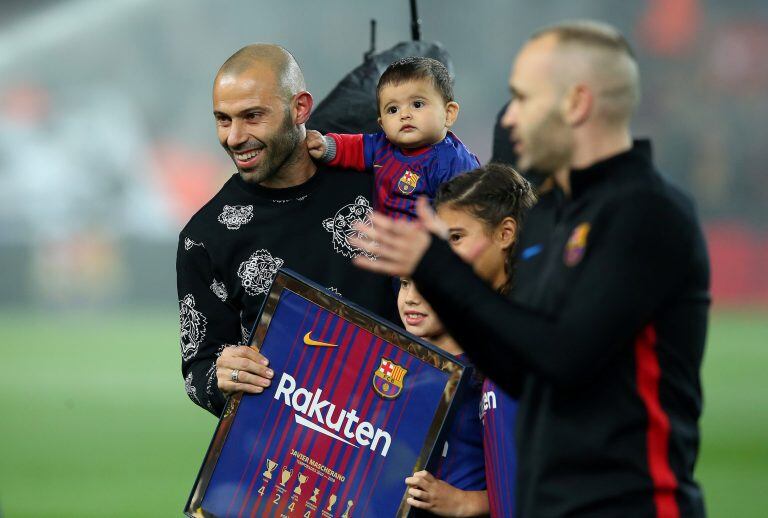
left=185, top=269, right=471, bottom=517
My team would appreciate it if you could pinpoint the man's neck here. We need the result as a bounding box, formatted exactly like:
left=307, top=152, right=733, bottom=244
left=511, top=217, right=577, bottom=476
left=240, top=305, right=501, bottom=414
left=554, top=126, right=632, bottom=197
left=553, top=167, right=571, bottom=197
left=257, top=146, right=317, bottom=189
left=572, top=125, right=632, bottom=170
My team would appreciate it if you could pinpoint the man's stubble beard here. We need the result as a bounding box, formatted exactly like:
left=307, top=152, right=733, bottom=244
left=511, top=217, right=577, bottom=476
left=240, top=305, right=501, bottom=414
left=239, top=111, right=302, bottom=185
left=520, top=107, right=573, bottom=176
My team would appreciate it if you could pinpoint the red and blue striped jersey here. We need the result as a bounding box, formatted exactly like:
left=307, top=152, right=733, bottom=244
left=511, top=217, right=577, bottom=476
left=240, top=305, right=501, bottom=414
left=481, top=378, right=518, bottom=517
left=327, top=131, right=479, bottom=220
left=200, top=288, right=462, bottom=517
left=433, top=354, right=486, bottom=491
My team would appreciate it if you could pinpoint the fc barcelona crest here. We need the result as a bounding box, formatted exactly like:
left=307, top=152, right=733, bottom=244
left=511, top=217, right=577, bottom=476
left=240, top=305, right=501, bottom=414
left=564, top=222, right=591, bottom=267
left=372, top=357, right=408, bottom=399
left=397, top=170, right=420, bottom=195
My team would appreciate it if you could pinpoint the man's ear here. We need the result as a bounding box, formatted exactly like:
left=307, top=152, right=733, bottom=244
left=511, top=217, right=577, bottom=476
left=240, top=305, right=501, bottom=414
left=562, top=84, right=592, bottom=127
left=293, top=91, right=313, bottom=125
left=496, top=216, right=518, bottom=251
left=444, top=101, right=460, bottom=128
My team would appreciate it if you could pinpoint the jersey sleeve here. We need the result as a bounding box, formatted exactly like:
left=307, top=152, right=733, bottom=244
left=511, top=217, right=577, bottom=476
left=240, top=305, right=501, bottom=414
left=176, top=231, right=242, bottom=416
left=324, top=133, right=364, bottom=171
left=326, top=133, right=383, bottom=171
left=412, top=190, right=704, bottom=391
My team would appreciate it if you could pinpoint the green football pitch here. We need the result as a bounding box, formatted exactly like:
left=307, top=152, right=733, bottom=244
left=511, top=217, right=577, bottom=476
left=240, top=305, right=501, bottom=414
left=0, top=307, right=765, bottom=517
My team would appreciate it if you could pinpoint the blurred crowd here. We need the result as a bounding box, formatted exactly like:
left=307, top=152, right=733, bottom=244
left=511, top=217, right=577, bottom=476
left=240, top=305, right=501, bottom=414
left=0, top=0, right=766, bottom=306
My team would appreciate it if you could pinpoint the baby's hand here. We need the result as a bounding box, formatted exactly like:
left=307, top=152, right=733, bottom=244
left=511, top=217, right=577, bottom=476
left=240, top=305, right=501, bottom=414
left=306, top=130, right=327, bottom=160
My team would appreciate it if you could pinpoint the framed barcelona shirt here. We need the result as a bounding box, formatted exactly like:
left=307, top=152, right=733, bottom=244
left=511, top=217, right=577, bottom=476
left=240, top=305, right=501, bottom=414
left=185, top=269, right=472, bottom=518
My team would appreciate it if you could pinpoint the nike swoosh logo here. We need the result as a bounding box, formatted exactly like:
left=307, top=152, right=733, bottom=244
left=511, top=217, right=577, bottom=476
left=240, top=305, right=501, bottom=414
left=373, top=164, right=382, bottom=168
left=303, top=332, right=339, bottom=348
left=295, top=414, right=357, bottom=447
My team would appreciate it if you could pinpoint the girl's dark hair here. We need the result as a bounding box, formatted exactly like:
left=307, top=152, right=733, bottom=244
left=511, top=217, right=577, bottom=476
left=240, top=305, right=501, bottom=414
left=434, top=162, right=537, bottom=294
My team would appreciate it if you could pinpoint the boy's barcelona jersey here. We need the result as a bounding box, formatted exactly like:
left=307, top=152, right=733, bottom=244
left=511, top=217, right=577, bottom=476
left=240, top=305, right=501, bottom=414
left=481, top=378, right=518, bottom=517
left=327, top=131, right=479, bottom=220
left=432, top=354, right=486, bottom=491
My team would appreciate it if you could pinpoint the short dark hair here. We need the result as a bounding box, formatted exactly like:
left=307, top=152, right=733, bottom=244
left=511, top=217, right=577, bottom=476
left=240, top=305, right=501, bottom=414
left=435, top=163, right=537, bottom=294
left=376, top=57, right=454, bottom=111
left=530, top=20, right=640, bottom=121
left=532, top=20, right=636, bottom=59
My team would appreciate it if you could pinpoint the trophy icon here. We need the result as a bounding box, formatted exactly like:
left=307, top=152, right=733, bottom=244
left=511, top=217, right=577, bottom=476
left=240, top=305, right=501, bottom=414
left=326, top=494, right=337, bottom=512
left=341, top=500, right=354, bottom=518
left=309, top=488, right=319, bottom=504
left=262, top=459, right=277, bottom=480
left=293, top=472, right=308, bottom=495
left=280, top=466, right=293, bottom=486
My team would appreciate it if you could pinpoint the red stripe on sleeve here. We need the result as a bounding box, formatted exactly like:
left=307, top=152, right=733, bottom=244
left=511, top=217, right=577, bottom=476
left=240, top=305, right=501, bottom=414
left=327, top=133, right=366, bottom=171
left=634, top=323, right=680, bottom=518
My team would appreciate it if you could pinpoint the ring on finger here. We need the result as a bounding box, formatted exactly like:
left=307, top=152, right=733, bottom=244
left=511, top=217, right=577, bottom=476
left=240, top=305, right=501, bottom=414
left=231, top=369, right=240, bottom=382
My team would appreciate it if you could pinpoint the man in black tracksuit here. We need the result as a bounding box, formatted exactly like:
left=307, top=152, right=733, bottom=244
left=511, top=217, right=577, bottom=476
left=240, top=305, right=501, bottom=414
left=353, top=21, right=709, bottom=517
left=413, top=139, right=709, bottom=517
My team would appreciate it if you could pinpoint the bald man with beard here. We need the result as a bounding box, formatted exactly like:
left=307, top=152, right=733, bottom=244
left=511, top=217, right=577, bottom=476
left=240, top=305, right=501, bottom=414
left=176, top=44, right=394, bottom=417
left=350, top=21, right=709, bottom=517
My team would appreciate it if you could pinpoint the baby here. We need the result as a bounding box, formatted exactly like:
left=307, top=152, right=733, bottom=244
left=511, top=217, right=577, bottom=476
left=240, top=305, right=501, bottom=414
left=307, top=56, right=479, bottom=220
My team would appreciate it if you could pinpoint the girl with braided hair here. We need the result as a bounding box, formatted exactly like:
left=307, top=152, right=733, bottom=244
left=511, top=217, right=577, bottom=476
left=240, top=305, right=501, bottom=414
left=404, top=163, right=536, bottom=517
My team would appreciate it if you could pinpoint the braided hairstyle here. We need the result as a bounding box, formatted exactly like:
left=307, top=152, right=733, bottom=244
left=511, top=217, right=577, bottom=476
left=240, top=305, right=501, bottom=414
left=434, top=163, right=537, bottom=294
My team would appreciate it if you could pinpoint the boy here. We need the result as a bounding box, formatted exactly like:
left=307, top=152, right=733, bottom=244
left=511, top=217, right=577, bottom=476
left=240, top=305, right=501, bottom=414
left=307, top=57, right=479, bottom=220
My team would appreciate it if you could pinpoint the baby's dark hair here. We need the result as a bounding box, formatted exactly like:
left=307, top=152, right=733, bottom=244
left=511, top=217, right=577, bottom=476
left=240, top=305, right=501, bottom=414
left=376, top=57, right=454, bottom=112
left=434, top=163, right=537, bottom=294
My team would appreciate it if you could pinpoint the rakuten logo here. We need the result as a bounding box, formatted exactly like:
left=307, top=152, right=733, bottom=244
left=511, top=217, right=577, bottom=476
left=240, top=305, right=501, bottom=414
left=479, top=390, right=497, bottom=423
left=274, top=372, right=392, bottom=457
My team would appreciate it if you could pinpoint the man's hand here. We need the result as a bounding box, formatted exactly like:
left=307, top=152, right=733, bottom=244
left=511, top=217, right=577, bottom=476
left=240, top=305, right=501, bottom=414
left=350, top=197, right=491, bottom=278
left=216, top=345, right=274, bottom=396
left=349, top=197, right=440, bottom=278
left=306, top=130, right=327, bottom=160
left=405, top=470, right=489, bottom=517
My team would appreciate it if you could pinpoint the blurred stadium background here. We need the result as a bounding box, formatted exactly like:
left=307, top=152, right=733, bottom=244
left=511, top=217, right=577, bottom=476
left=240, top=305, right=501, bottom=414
left=0, top=0, right=766, bottom=516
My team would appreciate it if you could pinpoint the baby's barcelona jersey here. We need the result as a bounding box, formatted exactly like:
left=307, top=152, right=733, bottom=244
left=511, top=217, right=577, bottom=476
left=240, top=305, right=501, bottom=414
left=325, top=131, right=479, bottom=220
left=481, top=378, right=518, bottom=517
left=432, top=354, right=486, bottom=491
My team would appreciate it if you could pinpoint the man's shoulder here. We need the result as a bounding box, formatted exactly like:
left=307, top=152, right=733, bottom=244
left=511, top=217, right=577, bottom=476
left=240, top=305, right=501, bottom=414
left=595, top=165, right=704, bottom=253
left=180, top=174, right=239, bottom=237
left=611, top=163, right=697, bottom=221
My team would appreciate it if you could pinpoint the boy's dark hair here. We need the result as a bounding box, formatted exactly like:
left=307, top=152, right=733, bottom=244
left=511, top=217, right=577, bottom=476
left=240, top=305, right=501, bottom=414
left=376, top=57, right=454, bottom=111
left=435, top=163, right=537, bottom=294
